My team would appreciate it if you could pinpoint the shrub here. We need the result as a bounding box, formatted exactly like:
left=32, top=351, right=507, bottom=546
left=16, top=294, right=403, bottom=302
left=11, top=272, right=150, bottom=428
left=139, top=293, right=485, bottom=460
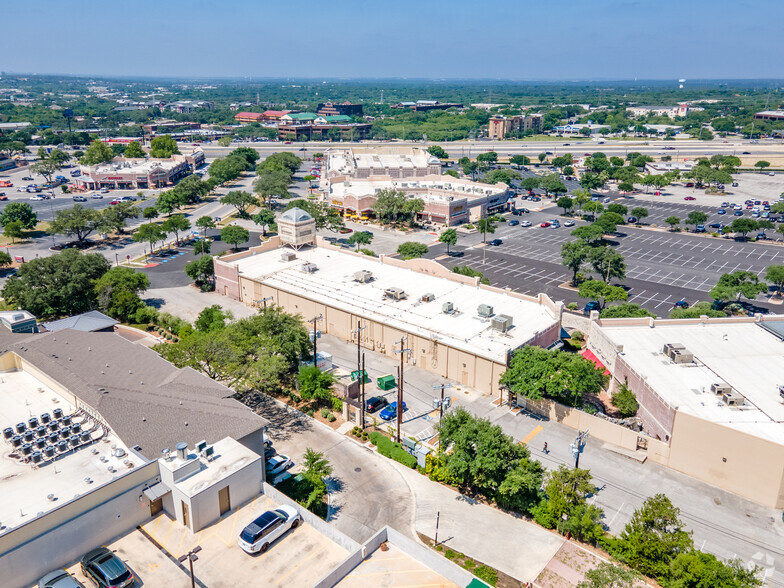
left=359, top=248, right=376, bottom=257
left=473, top=565, right=498, bottom=586
left=566, top=302, right=578, bottom=311
left=611, top=384, right=639, bottom=417
left=330, top=396, right=343, bottom=412
left=361, top=432, right=368, bottom=440
left=306, top=409, right=315, bottom=417
left=289, top=392, right=301, bottom=404
left=462, top=559, right=476, bottom=570
left=570, top=330, right=585, bottom=342
left=369, top=431, right=417, bottom=468
left=464, top=223, right=475, bottom=230
left=327, top=413, right=336, bottom=422
left=445, top=549, right=457, bottom=560
left=320, top=408, right=330, bottom=418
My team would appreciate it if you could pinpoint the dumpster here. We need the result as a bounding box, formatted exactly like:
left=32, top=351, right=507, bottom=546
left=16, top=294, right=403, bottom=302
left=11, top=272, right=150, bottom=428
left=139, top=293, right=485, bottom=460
left=351, top=369, right=370, bottom=384
left=377, top=374, right=396, bottom=390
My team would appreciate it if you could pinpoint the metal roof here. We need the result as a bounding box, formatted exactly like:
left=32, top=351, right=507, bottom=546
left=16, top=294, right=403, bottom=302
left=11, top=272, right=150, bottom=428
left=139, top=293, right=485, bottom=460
left=41, top=310, right=119, bottom=333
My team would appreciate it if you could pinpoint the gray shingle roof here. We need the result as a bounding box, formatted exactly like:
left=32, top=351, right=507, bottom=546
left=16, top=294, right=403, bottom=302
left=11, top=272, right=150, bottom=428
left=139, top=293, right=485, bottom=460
left=0, top=329, right=268, bottom=459
left=41, top=310, right=119, bottom=333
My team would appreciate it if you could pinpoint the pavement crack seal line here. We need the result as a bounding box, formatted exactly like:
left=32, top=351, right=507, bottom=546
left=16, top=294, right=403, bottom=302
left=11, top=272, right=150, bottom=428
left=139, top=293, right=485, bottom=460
left=136, top=524, right=209, bottom=588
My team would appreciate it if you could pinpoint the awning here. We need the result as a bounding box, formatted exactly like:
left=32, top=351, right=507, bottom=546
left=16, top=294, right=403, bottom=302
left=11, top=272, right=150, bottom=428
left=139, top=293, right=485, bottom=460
left=581, top=349, right=610, bottom=376
left=143, top=483, right=171, bottom=502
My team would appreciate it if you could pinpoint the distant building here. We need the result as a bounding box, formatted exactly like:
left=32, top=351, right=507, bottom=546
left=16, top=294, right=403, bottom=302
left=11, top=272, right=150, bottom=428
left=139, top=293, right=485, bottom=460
left=277, top=122, right=372, bottom=142
left=142, top=120, right=202, bottom=136
left=391, top=100, right=463, bottom=112
left=260, top=110, right=291, bottom=121
left=234, top=111, right=265, bottom=123
left=645, top=161, right=694, bottom=174
left=754, top=110, right=784, bottom=121
left=627, top=103, right=694, bottom=119
left=0, top=121, right=32, bottom=134
left=322, top=147, right=441, bottom=182
left=552, top=123, right=609, bottom=135
left=317, top=101, right=363, bottom=117
left=165, top=100, right=214, bottom=113
left=488, top=114, right=543, bottom=139
left=75, top=148, right=205, bottom=190
left=280, top=112, right=319, bottom=125
left=314, top=114, right=352, bottom=125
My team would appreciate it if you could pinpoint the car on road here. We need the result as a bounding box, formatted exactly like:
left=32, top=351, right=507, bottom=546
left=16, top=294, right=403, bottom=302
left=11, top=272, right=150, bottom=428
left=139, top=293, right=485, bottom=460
left=366, top=396, right=389, bottom=413
left=734, top=210, right=743, bottom=216
left=110, top=199, right=121, bottom=205
left=509, top=219, right=519, bottom=226
left=741, top=151, right=750, bottom=155
left=673, top=300, right=689, bottom=309
left=91, top=193, right=103, bottom=199
left=731, top=182, right=738, bottom=187
left=520, top=220, right=532, bottom=227
left=380, top=401, right=407, bottom=421
left=717, top=209, right=726, bottom=215
left=72, top=195, right=87, bottom=202
left=237, top=506, right=301, bottom=555
left=769, top=172, right=775, bottom=176
left=29, top=195, right=44, bottom=201
left=684, top=196, right=696, bottom=201
left=489, top=239, right=503, bottom=246
left=603, top=197, right=611, bottom=203
left=583, top=301, right=601, bottom=314
left=120, top=196, right=136, bottom=202
left=38, top=570, right=86, bottom=588
left=0, top=193, right=6, bottom=201
left=338, top=227, right=353, bottom=234
left=663, top=146, right=675, bottom=150
left=685, top=182, right=694, bottom=188
left=80, top=547, right=135, bottom=588
left=266, top=454, right=293, bottom=477
left=564, top=220, right=575, bottom=227
left=518, top=207, right=529, bottom=213
left=539, top=221, right=551, bottom=228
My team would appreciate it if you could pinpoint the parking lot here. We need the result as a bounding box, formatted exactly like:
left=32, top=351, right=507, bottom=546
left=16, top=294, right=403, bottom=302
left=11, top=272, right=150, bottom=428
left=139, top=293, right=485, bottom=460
left=61, top=495, right=349, bottom=588
left=336, top=542, right=458, bottom=587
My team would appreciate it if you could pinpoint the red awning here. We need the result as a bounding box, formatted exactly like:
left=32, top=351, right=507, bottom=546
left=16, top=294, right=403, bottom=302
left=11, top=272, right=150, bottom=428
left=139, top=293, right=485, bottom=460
left=581, top=349, right=610, bottom=375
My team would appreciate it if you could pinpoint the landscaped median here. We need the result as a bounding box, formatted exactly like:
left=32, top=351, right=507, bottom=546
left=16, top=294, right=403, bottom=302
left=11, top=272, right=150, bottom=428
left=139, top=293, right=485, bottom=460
left=368, top=431, right=417, bottom=468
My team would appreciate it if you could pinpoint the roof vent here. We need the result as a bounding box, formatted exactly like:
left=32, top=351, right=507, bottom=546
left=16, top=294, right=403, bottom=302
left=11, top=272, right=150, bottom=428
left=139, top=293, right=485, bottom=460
left=175, top=441, right=188, bottom=461
left=442, top=301, right=455, bottom=314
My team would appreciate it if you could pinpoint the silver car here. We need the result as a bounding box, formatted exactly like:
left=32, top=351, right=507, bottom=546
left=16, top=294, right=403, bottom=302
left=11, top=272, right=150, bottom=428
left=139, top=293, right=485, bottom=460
left=38, top=570, right=86, bottom=588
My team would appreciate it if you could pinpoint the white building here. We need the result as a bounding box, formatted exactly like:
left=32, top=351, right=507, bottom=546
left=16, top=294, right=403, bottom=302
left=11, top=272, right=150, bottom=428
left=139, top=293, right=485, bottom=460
left=322, top=147, right=441, bottom=183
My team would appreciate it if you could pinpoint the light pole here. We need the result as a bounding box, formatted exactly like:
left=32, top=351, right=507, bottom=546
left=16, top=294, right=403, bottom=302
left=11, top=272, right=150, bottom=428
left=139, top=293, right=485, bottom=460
left=178, top=545, right=201, bottom=588
left=432, top=383, right=453, bottom=421
left=393, top=336, right=411, bottom=443
left=570, top=429, right=590, bottom=469
left=308, top=314, right=323, bottom=367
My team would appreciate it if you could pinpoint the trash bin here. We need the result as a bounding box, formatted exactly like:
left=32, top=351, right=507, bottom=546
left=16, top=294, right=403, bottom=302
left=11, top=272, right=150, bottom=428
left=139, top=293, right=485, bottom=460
left=377, top=374, right=396, bottom=391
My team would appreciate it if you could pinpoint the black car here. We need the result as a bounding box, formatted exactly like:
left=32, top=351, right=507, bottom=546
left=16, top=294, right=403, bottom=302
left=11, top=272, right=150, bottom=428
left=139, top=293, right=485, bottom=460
left=708, top=223, right=724, bottom=229
left=489, top=239, right=503, bottom=246
left=627, top=216, right=638, bottom=224
left=673, top=300, right=689, bottom=309
left=509, top=219, right=519, bottom=226
left=510, top=209, right=521, bottom=216
left=518, top=207, right=530, bottom=213
left=81, top=547, right=135, bottom=588
left=366, top=396, right=389, bottom=413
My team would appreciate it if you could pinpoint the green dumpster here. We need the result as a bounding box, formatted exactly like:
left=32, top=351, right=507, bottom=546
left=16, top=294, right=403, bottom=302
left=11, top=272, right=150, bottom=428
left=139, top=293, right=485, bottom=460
left=377, top=374, right=396, bottom=390
left=351, top=369, right=371, bottom=384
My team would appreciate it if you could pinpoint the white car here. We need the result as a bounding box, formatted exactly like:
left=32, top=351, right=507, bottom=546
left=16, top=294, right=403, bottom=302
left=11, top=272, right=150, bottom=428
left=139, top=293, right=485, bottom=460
left=29, top=195, right=44, bottom=201
left=91, top=193, right=103, bottom=199
left=564, top=220, right=575, bottom=227
left=237, top=505, right=301, bottom=554
left=520, top=220, right=532, bottom=227
left=266, top=454, right=292, bottom=477
left=100, top=187, right=109, bottom=193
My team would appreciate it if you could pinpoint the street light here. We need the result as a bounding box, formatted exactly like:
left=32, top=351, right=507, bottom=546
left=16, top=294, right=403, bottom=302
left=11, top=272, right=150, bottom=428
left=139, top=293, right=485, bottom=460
left=570, top=429, right=590, bottom=469
left=178, top=545, right=201, bottom=588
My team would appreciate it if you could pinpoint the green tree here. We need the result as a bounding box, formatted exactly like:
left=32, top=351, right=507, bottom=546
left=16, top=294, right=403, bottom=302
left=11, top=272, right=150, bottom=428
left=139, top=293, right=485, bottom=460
left=754, top=160, right=770, bottom=173
left=600, top=303, right=654, bottom=318
left=94, top=266, right=150, bottom=322
left=193, top=240, right=211, bottom=255
left=589, top=246, right=626, bottom=283
left=221, top=225, right=250, bottom=250
left=0, top=202, right=38, bottom=229
left=571, top=223, right=605, bottom=245
left=630, top=207, right=648, bottom=223
left=302, top=448, right=333, bottom=484
left=142, top=206, right=159, bottom=223
left=185, top=255, right=215, bottom=290
left=476, top=217, right=496, bottom=245
left=611, top=384, right=639, bottom=417
left=298, top=364, right=336, bottom=402
left=451, top=265, right=489, bottom=284
left=578, top=280, right=628, bottom=309
left=162, top=214, right=191, bottom=245
left=538, top=152, right=547, bottom=163
left=80, top=140, right=115, bottom=165
left=438, top=228, right=458, bottom=253
left=133, top=222, right=167, bottom=254
left=534, top=465, right=597, bottom=529
left=252, top=209, right=276, bottom=236
left=49, top=205, right=103, bottom=245
left=156, top=190, right=182, bottom=216
left=124, top=141, right=146, bottom=158
left=766, top=265, right=784, bottom=297
left=220, top=190, right=258, bottom=217
left=101, top=201, right=139, bottom=235
left=1, top=249, right=110, bottom=319
left=730, top=218, right=758, bottom=239
left=427, top=145, right=449, bottom=159
left=618, top=181, right=635, bottom=193
left=580, top=172, right=604, bottom=190
left=596, top=212, right=624, bottom=234
left=196, top=215, right=216, bottom=238
left=347, top=230, right=373, bottom=251
left=685, top=211, right=708, bottom=230
left=0, top=251, right=11, bottom=268
left=443, top=170, right=458, bottom=178
left=669, top=301, right=726, bottom=319
left=209, top=155, right=246, bottom=184
left=149, top=135, right=180, bottom=158
left=231, top=147, right=261, bottom=168
left=557, top=196, right=574, bottom=214
left=582, top=200, right=604, bottom=220
left=3, top=220, right=24, bottom=243
left=541, top=174, right=567, bottom=197
left=519, top=177, right=540, bottom=192
left=509, top=155, right=530, bottom=166
left=561, top=241, right=589, bottom=286
left=195, top=305, right=233, bottom=332
left=709, top=271, right=767, bottom=303
left=617, top=494, right=693, bottom=578
left=668, top=551, right=762, bottom=588
left=397, top=241, right=428, bottom=260
left=577, top=562, right=641, bottom=588
left=32, top=148, right=70, bottom=186
left=665, top=216, right=681, bottom=231
left=607, top=203, right=628, bottom=216
left=373, top=188, right=408, bottom=224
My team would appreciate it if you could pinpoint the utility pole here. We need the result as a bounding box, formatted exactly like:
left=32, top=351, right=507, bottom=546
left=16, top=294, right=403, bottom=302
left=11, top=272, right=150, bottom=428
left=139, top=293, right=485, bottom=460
left=393, top=336, right=411, bottom=443
left=308, top=314, right=323, bottom=367
left=255, top=296, right=273, bottom=310
left=361, top=353, right=366, bottom=429
left=178, top=545, right=201, bottom=588
left=432, top=383, right=453, bottom=421
left=570, top=429, right=589, bottom=469
left=352, top=321, right=367, bottom=427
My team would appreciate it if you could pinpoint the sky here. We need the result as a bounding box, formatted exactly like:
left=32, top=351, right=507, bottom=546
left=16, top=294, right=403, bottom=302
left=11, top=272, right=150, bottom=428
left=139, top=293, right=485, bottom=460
left=2, top=0, right=784, bottom=80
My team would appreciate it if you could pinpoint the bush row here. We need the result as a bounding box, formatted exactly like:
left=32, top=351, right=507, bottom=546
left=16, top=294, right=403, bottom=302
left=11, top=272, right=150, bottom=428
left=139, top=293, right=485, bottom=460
left=369, top=431, right=417, bottom=468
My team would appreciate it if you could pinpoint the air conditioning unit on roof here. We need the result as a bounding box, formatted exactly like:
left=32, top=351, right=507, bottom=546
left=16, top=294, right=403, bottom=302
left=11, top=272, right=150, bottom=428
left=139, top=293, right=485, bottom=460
left=477, top=304, right=494, bottom=318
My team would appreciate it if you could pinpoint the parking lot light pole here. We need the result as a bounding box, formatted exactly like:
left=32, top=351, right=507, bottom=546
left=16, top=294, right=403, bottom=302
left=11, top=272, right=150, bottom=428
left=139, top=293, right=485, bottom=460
left=178, top=545, right=201, bottom=588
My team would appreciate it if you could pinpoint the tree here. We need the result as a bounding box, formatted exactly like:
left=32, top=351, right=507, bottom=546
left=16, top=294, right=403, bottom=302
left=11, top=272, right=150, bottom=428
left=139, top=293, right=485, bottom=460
left=571, top=223, right=604, bottom=245
left=149, top=135, right=180, bottom=158
left=80, top=140, right=115, bottom=165
left=580, top=172, right=603, bottom=190
left=0, top=202, right=37, bottom=229
left=577, top=562, right=641, bottom=588
left=0, top=251, right=11, bottom=268
left=143, top=206, right=159, bottom=223
left=438, top=228, right=457, bottom=253
left=730, top=218, right=758, bottom=239
left=670, top=301, right=726, bottom=319
left=668, top=551, right=763, bottom=588
left=156, top=190, right=182, bottom=216
left=94, top=266, right=149, bottom=322
left=443, top=170, right=458, bottom=178
left=427, top=145, right=449, bottom=159
left=221, top=190, right=258, bottom=217
left=1, top=249, right=110, bottom=319
left=124, top=141, right=146, bottom=158
left=709, top=271, right=767, bottom=303
left=561, top=241, right=589, bottom=285
left=509, top=155, right=530, bottom=166
left=665, top=215, right=681, bottom=231
left=231, top=147, right=261, bottom=168
left=209, top=155, right=246, bottom=184
left=757, top=219, right=774, bottom=234
left=607, top=203, right=628, bottom=216
left=685, top=211, right=708, bottom=230
left=32, top=148, right=70, bottom=186
left=538, top=152, right=547, bottom=163
left=582, top=200, right=604, bottom=220
left=101, top=201, right=139, bottom=235
left=557, top=196, right=574, bottom=215
left=284, top=199, right=343, bottom=232
left=541, top=174, right=567, bottom=197
left=483, top=169, right=521, bottom=185
left=578, top=280, right=628, bottom=309
left=535, top=465, right=597, bottom=527
left=596, top=212, right=624, bottom=234
left=195, top=215, right=215, bottom=238
left=766, top=265, right=784, bottom=297
left=476, top=151, right=498, bottom=164
left=347, top=230, right=373, bottom=251
left=589, top=246, right=626, bottom=282
left=452, top=265, right=489, bottom=284
left=252, top=209, right=276, bottom=236
left=162, top=214, right=191, bottom=245
left=611, top=384, right=639, bottom=417
left=519, top=177, right=540, bottom=192
left=397, top=241, right=428, bottom=260
left=373, top=188, right=408, bottom=224
left=302, top=448, right=333, bottom=484
left=754, top=160, right=770, bottom=173
left=172, top=174, right=210, bottom=205
left=617, top=494, right=693, bottom=578
left=49, top=205, right=103, bottom=245
left=193, top=240, right=211, bottom=255
left=476, top=217, right=496, bottom=245
left=298, top=364, right=336, bottom=403
left=195, top=305, right=233, bottom=332
left=221, top=225, right=250, bottom=250
left=185, top=255, right=215, bottom=290
left=500, top=346, right=608, bottom=406
left=630, top=207, right=648, bottom=223
left=600, top=303, right=654, bottom=318
left=4, top=220, right=24, bottom=243
left=618, top=181, right=635, bottom=193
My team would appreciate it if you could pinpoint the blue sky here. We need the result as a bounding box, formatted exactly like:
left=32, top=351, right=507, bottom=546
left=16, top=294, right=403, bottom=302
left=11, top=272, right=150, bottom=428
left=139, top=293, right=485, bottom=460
left=2, top=0, right=783, bottom=80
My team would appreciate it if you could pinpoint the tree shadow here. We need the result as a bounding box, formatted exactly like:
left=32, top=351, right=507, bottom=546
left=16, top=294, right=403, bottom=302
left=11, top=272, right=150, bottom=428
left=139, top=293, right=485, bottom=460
left=241, top=392, right=314, bottom=441
left=142, top=297, right=166, bottom=309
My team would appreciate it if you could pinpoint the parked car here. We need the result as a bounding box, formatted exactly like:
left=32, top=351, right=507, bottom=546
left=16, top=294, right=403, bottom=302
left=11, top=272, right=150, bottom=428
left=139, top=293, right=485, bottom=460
left=757, top=232, right=767, bottom=240
left=338, top=227, right=353, bottom=234
left=38, top=570, right=86, bottom=588
left=627, top=216, right=638, bottom=224
left=509, top=219, right=519, bottom=226
left=717, top=209, right=726, bottom=215
left=100, top=187, right=109, bottom=193
left=366, top=396, right=389, bottom=413
left=110, top=199, right=121, bottom=205
left=731, top=182, right=738, bottom=187
left=673, top=300, right=689, bottom=309
left=539, top=221, right=551, bottom=228
left=120, top=196, right=136, bottom=201
left=266, top=454, right=292, bottom=477
left=379, top=401, right=407, bottom=421
left=238, top=506, right=301, bottom=554
left=684, top=196, right=696, bottom=201
left=734, top=210, right=743, bottom=216
left=263, top=445, right=277, bottom=461
left=520, top=220, right=532, bottom=227
left=22, top=176, right=34, bottom=181
left=510, top=209, right=521, bottom=216
left=489, top=239, right=503, bottom=246
left=29, top=195, right=44, bottom=201
left=708, top=223, right=724, bottom=229
left=695, top=225, right=707, bottom=233
left=583, top=301, right=601, bottom=314
left=768, top=172, right=775, bottom=176
left=72, top=195, right=87, bottom=202
left=563, top=220, right=575, bottom=227
left=518, top=207, right=530, bottom=213
left=80, top=547, right=135, bottom=588
left=685, top=182, right=694, bottom=188
left=721, top=202, right=730, bottom=208
left=0, top=193, right=6, bottom=201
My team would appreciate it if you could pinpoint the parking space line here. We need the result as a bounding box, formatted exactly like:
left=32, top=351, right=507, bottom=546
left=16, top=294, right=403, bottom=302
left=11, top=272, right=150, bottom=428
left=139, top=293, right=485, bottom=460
left=275, top=543, right=329, bottom=585
left=520, top=425, right=544, bottom=444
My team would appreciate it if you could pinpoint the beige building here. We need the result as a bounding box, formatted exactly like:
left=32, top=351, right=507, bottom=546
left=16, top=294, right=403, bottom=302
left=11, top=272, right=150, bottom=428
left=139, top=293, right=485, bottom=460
left=215, top=242, right=562, bottom=395
left=76, top=148, right=205, bottom=190
left=487, top=114, right=543, bottom=139
left=322, top=147, right=441, bottom=184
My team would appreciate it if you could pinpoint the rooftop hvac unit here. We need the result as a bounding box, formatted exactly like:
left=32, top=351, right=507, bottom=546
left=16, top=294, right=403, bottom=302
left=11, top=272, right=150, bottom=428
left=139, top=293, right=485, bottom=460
left=281, top=251, right=297, bottom=262
left=12, top=313, right=24, bottom=321
left=710, top=383, right=732, bottom=395
left=354, top=270, right=373, bottom=283
left=301, top=262, right=318, bottom=273
left=671, top=349, right=693, bottom=364
left=384, top=288, right=407, bottom=300
left=722, top=391, right=745, bottom=406
left=442, top=301, right=455, bottom=314
left=477, top=304, right=494, bottom=318
left=662, top=342, right=685, bottom=356
left=421, top=293, right=435, bottom=302
left=491, top=314, right=514, bottom=332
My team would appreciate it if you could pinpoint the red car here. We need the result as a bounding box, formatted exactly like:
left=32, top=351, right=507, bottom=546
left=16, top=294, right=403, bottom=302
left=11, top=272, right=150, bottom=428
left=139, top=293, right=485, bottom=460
left=339, top=227, right=353, bottom=234
left=539, top=221, right=551, bottom=228
left=110, top=199, right=121, bottom=205
left=684, top=196, right=696, bottom=201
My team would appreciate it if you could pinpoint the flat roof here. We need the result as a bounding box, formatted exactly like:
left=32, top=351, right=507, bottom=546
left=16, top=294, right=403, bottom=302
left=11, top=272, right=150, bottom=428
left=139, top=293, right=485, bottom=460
left=328, top=174, right=507, bottom=202
left=601, top=320, right=784, bottom=445
left=325, top=147, right=438, bottom=178
left=228, top=247, right=559, bottom=363
left=0, top=369, right=141, bottom=533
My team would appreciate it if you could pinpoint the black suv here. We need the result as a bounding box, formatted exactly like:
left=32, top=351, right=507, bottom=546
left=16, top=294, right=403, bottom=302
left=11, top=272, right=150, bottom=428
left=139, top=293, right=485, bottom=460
left=366, top=396, right=389, bottom=413
left=81, top=547, right=135, bottom=588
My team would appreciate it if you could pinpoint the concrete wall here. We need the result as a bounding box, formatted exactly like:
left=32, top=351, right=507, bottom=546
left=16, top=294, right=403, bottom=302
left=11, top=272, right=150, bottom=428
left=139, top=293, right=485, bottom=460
left=668, top=412, right=784, bottom=509
left=562, top=311, right=592, bottom=332
left=613, top=355, right=676, bottom=442
left=0, top=461, right=159, bottom=588
left=187, top=458, right=263, bottom=532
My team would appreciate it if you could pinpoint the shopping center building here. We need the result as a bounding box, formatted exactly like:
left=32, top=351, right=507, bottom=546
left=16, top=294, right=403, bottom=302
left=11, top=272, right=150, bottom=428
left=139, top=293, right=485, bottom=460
left=75, top=149, right=205, bottom=190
